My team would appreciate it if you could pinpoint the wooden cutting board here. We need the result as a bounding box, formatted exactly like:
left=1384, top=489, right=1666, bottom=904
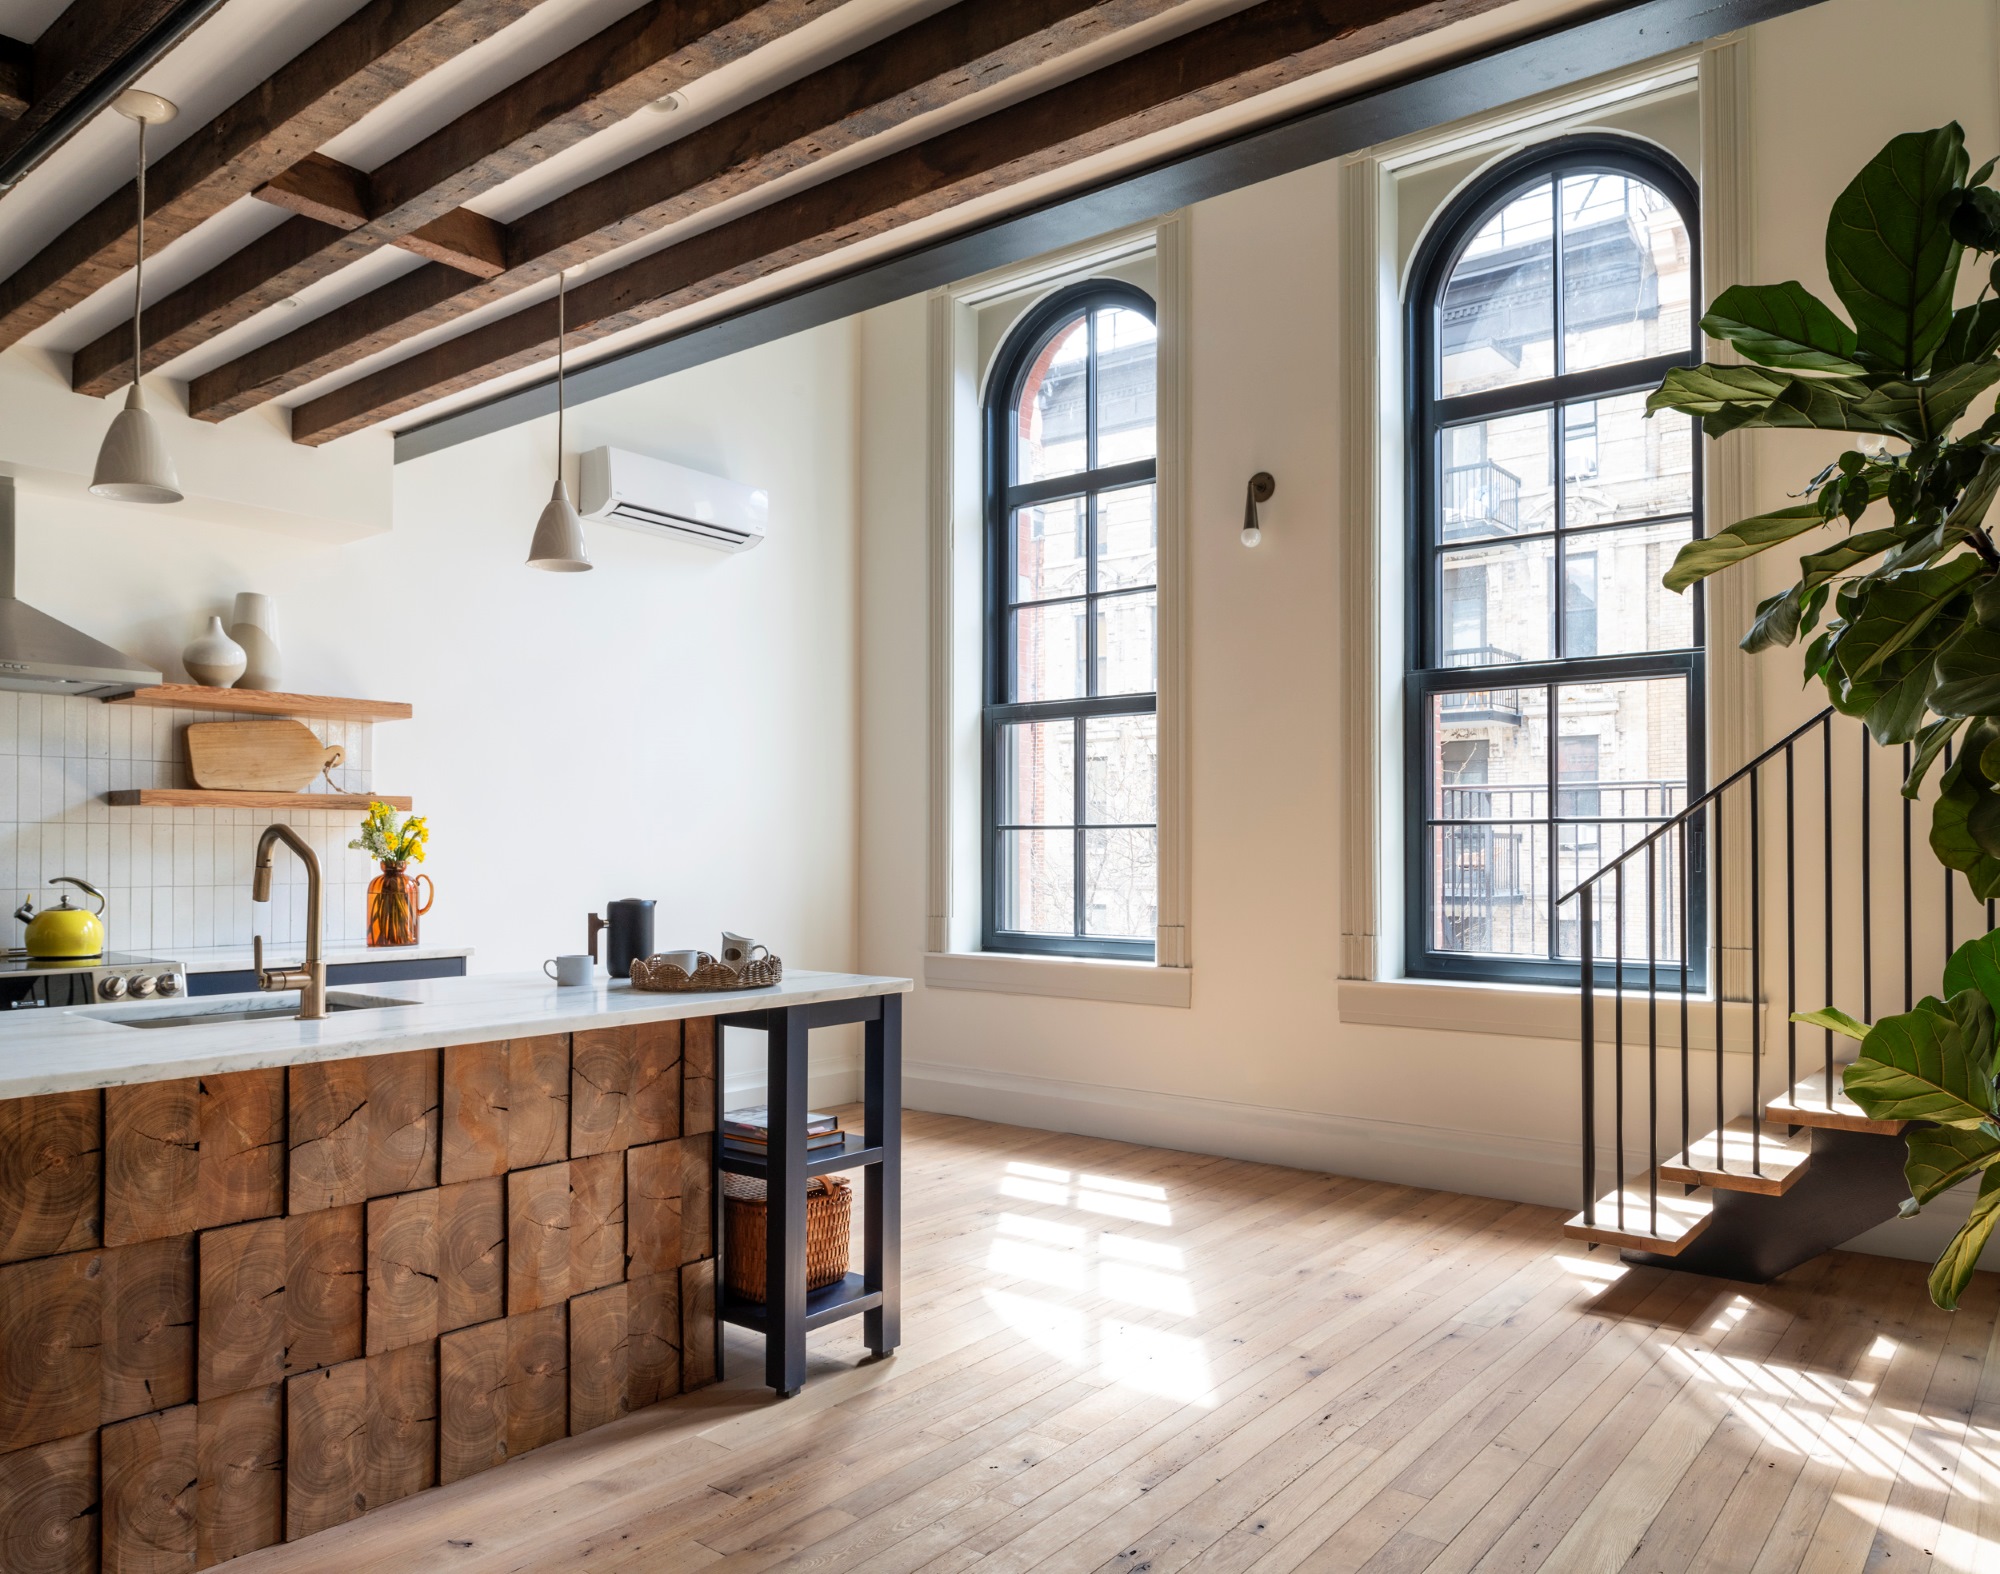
left=186, top=721, right=345, bottom=792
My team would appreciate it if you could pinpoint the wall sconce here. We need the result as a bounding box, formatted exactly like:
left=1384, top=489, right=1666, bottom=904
left=1241, top=471, right=1275, bottom=547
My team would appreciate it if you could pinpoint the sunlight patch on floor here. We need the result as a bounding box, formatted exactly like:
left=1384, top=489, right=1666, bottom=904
left=1555, top=1252, right=1628, bottom=1283
left=1661, top=1337, right=1997, bottom=1510
left=984, top=1161, right=1214, bottom=1405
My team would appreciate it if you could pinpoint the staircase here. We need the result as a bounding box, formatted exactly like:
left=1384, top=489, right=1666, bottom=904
left=1559, top=709, right=1973, bottom=1282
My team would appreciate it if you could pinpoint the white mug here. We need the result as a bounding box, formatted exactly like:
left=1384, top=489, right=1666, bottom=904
left=720, top=932, right=768, bottom=972
left=544, top=954, right=593, bottom=987
left=659, top=949, right=703, bottom=975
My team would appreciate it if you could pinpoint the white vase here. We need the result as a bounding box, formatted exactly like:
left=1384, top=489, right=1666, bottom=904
left=183, top=616, right=246, bottom=688
left=229, top=592, right=281, bottom=690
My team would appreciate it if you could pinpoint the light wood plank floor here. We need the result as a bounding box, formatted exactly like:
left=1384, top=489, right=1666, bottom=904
left=235, top=1109, right=2000, bottom=1574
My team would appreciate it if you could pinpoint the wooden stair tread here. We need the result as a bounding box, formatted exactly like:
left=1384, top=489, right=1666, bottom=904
left=1660, top=1117, right=1812, bottom=1196
left=1766, top=1073, right=1905, bottom=1136
left=1562, top=1182, right=1714, bottom=1254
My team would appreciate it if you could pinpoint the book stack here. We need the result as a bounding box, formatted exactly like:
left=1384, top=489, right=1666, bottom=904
left=723, top=1106, right=847, bottom=1162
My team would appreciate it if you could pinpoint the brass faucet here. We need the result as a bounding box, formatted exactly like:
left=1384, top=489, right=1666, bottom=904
left=251, top=823, right=327, bottom=1020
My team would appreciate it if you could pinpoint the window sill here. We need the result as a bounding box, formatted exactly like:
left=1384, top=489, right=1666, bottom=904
left=923, top=951, right=1191, bottom=1008
left=1338, top=977, right=1764, bottom=1050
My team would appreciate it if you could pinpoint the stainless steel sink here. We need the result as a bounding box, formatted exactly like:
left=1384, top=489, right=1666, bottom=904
left=84, top=993, right=416, bottom=1029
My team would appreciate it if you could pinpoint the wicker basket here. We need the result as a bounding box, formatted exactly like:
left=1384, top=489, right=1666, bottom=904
left=629, top=951, right=783, bottom=992
left=721, top=1171, right=852, bottom=1302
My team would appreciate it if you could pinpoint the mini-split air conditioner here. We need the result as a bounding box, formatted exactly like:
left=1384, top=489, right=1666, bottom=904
left=576, top=446, right=768, bottom=554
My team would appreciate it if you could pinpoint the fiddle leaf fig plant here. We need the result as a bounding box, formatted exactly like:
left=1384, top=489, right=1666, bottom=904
left=1652, top=123, right=2000, bottom=873
left=1816, top=929, right=2000, bottom=1309
left=1648, top=123, right=2000, bottom=1308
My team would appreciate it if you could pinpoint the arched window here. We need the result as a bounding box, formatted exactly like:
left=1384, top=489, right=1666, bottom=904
left=984, top=281, right=1159, bottom=958
left=1406, top=138, right=1705, bottom=983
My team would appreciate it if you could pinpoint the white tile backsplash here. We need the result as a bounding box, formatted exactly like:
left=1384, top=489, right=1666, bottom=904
left=0, top=696, right=382, bottom=954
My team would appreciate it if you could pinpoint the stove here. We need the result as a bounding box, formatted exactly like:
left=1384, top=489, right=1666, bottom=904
left=0, top=951, right=188, bottom=1010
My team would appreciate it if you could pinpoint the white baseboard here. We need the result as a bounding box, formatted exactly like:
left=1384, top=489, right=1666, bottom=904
left=905, top=1057, right=1583, bottom=1208
left=904, top=1058, right=1996, bottom=1270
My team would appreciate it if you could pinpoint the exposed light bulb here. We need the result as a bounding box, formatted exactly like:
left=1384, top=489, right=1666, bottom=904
left=1240, top=524, right=1261, bottom=548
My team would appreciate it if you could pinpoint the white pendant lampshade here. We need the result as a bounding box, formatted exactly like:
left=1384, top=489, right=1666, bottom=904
left=527, top=477, right=591, bottom=570
left=91, top=89, right=181, bottom=507
left=526, top=268, right=590, bottom=571
left=91, top=382, right=181, bottom=504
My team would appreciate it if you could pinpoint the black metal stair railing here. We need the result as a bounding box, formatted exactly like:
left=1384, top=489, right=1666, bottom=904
left=1563, top=707, right=1990, bottom=1240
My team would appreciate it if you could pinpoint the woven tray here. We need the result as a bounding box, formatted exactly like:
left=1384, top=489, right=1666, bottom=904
left=628, top=951, right=783, bottom=992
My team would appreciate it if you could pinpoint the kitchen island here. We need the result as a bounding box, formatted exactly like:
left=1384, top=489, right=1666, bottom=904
left=0, top=968, right=910, bottom=1572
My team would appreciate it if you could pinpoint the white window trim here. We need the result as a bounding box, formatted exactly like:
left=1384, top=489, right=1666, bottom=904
left=1337, top=36, right=1761, bottom=1021
left=925, top=214, right=1191, bottom=1005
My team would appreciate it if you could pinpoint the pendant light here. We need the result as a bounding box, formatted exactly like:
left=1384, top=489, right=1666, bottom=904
left=90, top=90, right=182, bottom=506
left=526, top=268, right=591, bottom=571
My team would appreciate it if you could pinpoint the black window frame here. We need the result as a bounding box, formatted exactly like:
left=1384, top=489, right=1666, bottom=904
left=1404, top=136, right=1708, bottom=987
left=982, top=279, right=1159, bottom=961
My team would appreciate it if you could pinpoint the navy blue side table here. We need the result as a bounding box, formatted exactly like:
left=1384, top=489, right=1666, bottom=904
left=714, top=991, right=902, bottom=1396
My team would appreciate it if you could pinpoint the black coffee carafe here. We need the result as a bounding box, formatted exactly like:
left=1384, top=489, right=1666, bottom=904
left=589, top=898, right=655, bottom=980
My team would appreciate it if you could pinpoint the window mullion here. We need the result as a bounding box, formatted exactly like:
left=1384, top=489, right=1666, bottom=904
left=1546, top=680, right=1560, bottom=964
left=1073, top=712, right=1088, bottom=940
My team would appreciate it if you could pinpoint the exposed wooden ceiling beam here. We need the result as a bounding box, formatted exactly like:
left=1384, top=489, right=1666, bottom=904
left=71, top=0, right=834, bottom=396
left=0, top=0, right=198, bottom=154
left=180, top=0, right=1188, bottom=421
left=284, top=0, right=1510, bottom=445
left=0, top=35, right=31, bottom=121
left=0, top=0, right=546, bottom=351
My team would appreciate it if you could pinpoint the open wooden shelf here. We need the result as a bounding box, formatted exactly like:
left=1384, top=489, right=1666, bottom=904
left=102, top=684, right=413, bottom=722
left=106, top=789, right=412, bottom=811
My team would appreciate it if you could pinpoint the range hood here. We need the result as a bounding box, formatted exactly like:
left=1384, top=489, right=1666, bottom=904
left=0, top=477, right=162, bottom=696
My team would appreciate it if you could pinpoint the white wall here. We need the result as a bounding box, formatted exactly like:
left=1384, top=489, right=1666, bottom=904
left=0, top=321, right=862, bottom=1016
left=856, top=0, right=2000, bottom=1265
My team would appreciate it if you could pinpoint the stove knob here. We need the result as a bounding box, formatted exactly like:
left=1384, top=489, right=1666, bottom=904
left=130, top=974, right=157, bottom=998
left=98, top=975, right=127, bottom=1000
left=155, top=973, right=181, bottom=997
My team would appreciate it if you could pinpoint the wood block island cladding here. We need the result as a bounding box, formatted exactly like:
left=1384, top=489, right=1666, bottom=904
left=0, top=1019, right=719, bottom=1571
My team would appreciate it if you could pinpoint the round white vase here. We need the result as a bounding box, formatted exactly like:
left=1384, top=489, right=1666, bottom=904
left=183, top=616, right=246, bottom=688
left=229, top=592, right=281, bottom=690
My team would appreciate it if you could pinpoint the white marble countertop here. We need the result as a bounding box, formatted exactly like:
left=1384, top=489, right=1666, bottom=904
left=0, top=969, right=911, bottom=1099
left=162, top=942, right=475, bottom=973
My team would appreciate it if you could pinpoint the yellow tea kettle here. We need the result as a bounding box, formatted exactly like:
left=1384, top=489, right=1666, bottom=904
left=15, top=877, right=107, bottom=958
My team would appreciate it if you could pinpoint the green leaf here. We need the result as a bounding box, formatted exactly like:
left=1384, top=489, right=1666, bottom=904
left=1866, top=651, right=1944, bottom=743
left=1931, top=769, right=2000, bottom=897
left=1934, top=299, right=2000, bottom=370
left=1930, top=621, right=2000, bottom=715
left=1845, top=991, right=1999, bottom=1127
left=1836, top=558, right=1982, bottom=678
left=1647, top=363, right=1791, bottom=418
left=1745, top=377, right=1906, bottom=438
left=1944, top=926, right=2000, bottom=1026
left=1743, top=587, right=1804, bottom=653
left=1790, top=1005, right=1871, bottom=1040
left=1663, top=506, right=1825, bottom=593
left=1905, top=1121, right=2000, bottom=1206
left=1970, top=784, right=2000, bottom=859
left=1904, top=715, right=1968, bottom=797
left=1799, top=526, right=1907, bottom=595
left=1950, top=184, right=2000, bottom=252
left=1929, top=1165, right=2000, bottom=1309
left=1948, top=448, right=2000, bottom=535
left=1853, top=362, right=2000, bottom=439
left=1826, top=124, right=1969, bottom=374
left=1700, top=282, right=1865, bottom=374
